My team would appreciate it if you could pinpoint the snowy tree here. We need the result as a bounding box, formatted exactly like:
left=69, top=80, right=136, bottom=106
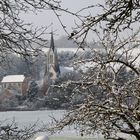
left=0, top=0, right=62, bottom=61
left=50, top=48, right=140, bottom=139
left=0, top=120, right=45, bottom=140
left=45, top=71, right=79, bottom=109
left=0, top=0, right=140, bottom=139
left=46, top=1, right=140, bottom=140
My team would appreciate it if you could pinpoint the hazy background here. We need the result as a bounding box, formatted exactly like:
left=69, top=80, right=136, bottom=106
left=21, top=0, right=104, bottom=41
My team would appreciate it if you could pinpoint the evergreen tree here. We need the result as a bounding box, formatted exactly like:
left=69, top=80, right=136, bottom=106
left=27, top=81, right=39, bottom=102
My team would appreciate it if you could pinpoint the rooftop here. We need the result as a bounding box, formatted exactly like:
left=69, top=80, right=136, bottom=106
left=1, top=75, right=25, bottom=83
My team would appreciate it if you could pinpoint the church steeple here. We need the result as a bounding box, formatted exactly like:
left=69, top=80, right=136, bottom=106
left=44, top=32, right=60, bottom=82
left=41, top=32, right=60, bottom=95
left=50, top=32, right=55, bottom=51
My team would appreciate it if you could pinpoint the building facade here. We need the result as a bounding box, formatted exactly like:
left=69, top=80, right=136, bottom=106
left=1, top=75, right=28, bottom=95
left=44, top=33, right=60, bottom=81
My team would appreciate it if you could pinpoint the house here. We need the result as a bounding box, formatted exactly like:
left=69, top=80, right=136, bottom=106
left=1, top=75, right=28, bottom=95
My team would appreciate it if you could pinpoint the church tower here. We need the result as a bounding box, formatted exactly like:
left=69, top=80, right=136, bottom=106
left=44, top=32, right=60, bottom=87
left=42, top=32, right=60, bottom=94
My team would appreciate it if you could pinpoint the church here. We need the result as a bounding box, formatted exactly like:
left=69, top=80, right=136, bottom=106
left=43, top=32, right=74, bottom=94
left=44, top=32, right=60, bottom=82
left=41, top=32, right=74, bottom=95
left=42, top=32, right=61, bottom=94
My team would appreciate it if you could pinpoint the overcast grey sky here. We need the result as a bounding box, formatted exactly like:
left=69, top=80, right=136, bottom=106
left=21, top=0, right=104, bottom=41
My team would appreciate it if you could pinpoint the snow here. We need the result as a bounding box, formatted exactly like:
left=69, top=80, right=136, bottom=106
left=117, top=48, right=140, bottom=66
left=0, top=110, right=83, bottom=138
left=78, top=62, right=98, bottom=73
left=42, top=48, right=85, bottom=53
left=35, top=135, right=49, bottom=140
left=1, top=75, right=25, bottom=83
left=0, top=110, right=65, bottom=128
left=42, top=47, right=140, bottom=69
left=0, top=110, right=135, bottom=140
left=78, top=48, right=140, bottom=72
left=60, top=66, right=74, bottom=75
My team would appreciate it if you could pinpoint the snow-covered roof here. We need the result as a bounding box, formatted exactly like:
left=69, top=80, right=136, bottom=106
left=60, top=66, right=74, bottom=75
left=1, top=75, right=25, bottom=83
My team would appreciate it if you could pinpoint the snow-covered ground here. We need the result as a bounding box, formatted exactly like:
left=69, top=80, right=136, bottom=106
left=0, top=110, right=102, bottom=140
left=0, top=110, right=83, bottom=137
left=0, top=110, right=136, bottom=140
left=0, top=110, right=65, bottom=128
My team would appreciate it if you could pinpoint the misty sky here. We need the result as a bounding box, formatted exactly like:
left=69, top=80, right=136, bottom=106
left=21, top=0, right=104, bottom=41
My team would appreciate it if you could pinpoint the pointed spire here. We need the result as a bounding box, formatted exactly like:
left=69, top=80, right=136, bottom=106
left=50, top=32, right=55, bottom=51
